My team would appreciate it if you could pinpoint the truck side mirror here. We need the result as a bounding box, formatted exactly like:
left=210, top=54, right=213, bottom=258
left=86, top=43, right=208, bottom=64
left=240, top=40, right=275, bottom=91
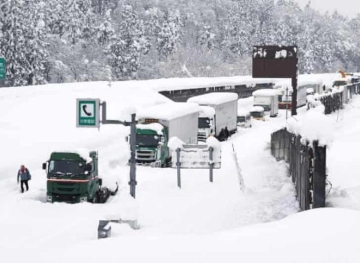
left=85, top=163, right=92, bottom=172
left=42, top=163, right=46, bottom=170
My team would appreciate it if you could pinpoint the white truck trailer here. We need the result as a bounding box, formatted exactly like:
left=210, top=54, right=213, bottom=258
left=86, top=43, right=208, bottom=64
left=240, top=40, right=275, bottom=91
left=252, top=89, right=279, bottom=117
left=135, top=102, right=199, bottom=167
left=187, top=92, right=238, bottom=141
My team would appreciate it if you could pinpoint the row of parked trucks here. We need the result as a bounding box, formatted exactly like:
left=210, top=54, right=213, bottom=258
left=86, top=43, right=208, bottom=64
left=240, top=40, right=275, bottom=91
left=134, top=92, right=239, bottom=167
left=42, top=92, right=240, bottom=204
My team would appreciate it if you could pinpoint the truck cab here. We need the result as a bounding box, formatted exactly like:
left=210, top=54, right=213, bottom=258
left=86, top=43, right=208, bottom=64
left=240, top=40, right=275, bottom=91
left=250, top=106, right=265, bottom=121
left=252, top=89, right=279, bottom=117
left=187, top=92, right=238, bottom=141
left=43, top=151, right=101, bottom=203
left=135, top=122, right=170, bottom=167
left=197, top=106, right=215, bottom=142
left=237, top=111, right=252, bottom=128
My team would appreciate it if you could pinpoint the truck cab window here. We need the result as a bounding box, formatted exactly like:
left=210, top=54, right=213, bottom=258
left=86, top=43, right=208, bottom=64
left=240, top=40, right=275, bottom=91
left=49, top=160, right=84, bottom=176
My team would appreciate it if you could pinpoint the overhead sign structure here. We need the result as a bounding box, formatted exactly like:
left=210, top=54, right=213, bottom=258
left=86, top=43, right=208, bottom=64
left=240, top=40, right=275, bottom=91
left=0, top=57, right=6, bottom=79
left=76, top=98, right=100, bottom=128
left=252, top=46, right=298, bottom=78
left=252, top=45, right=298, bottom=115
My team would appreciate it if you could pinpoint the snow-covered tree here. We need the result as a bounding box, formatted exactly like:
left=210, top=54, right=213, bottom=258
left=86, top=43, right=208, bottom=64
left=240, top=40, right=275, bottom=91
left=96, top=9, right=115, bottom=46
left=107, top=5, right=150, bottom=79
left=0, top=0, right=49, bottom=86
left=156, top=10, right=183, bottom=60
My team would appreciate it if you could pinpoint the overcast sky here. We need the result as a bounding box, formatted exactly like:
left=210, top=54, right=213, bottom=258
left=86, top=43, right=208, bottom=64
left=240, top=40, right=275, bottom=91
left=293, top=0, right=360, bottom=18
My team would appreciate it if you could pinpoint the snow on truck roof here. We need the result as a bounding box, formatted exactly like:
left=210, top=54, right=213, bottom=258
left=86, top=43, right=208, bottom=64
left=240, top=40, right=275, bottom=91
left=199, top=106, right=215, bottom=117
left=237, top=109, right=250, bottom=116
left=250, top=106, right=264, bottom=112
left=137, top=102, right=199, bottom=120
left=136, top=123, right=164, bottom=134
left=187, top=92, right=238, bottom=105
left=252, top=89, right=280, bottom=96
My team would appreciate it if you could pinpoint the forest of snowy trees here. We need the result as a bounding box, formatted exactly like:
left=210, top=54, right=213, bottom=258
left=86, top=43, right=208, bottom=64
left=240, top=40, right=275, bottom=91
left=0, top=0, right=360, bottom=87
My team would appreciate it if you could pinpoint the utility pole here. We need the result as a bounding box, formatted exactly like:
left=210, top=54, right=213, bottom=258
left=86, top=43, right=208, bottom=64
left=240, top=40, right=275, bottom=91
left=100, top=102, right=137, bottom=198
left=129, top=113, right=137, bottom=198
left=291, top=68, right=298, bottom=116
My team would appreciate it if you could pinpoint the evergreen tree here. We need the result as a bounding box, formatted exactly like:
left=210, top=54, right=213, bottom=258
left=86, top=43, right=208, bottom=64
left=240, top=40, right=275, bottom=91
left=156, top=10, right=183, bottom=60
left=0, top=0, right=48, bottom=86
left=108, top=5, right=150, bottom=79
left=96, top=9, right=115, bottom=46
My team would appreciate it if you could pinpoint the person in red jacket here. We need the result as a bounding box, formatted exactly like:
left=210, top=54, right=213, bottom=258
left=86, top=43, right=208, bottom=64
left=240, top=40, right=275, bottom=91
left=17, top=165, right=31, bottom=193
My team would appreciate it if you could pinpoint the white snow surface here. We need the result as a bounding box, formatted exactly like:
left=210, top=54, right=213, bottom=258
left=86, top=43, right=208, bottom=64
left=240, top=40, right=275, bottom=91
left=250, top=106, right=265, bottom=112
left=1, top=76, right=360, bottom=262
left=187, top=92, right=238, bottom=105
left=168, top=136, right=184, bottom=150
left=137, top=102, right=199, bottom=121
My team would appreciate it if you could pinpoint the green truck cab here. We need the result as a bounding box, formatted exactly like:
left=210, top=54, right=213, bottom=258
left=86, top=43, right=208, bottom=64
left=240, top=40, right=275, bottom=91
left=42, top=151, right=102, bottom=203
left=135, top=122, right=170, bottom=167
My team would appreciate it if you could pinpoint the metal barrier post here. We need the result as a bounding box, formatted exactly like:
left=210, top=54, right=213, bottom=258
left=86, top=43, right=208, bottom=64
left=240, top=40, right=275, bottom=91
left=176, top=148, right=181, bottom=188
left=209, top=147, right=214, bottom=183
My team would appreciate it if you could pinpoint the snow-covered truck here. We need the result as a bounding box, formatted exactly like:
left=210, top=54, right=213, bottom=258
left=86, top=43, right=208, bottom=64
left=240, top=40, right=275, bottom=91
left=252, top=89, right=279, bottom=117
left=135, top=102, right=199, bottom=167
left=187, top=92, right=238, bottom=141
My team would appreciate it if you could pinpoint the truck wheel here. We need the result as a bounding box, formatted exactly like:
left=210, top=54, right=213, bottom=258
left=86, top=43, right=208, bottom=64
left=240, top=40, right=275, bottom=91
left=165, top=157, right=172, bottom=167
left=92, top=193, right=98, bottom=204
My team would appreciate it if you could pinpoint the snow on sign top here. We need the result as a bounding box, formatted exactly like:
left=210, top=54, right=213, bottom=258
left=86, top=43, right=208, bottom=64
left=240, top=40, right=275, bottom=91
left=253, top=89, right=280, bottom=96
left=137, top=102, right=199, bottom=120
left=187, top=92, right=238, bottom=105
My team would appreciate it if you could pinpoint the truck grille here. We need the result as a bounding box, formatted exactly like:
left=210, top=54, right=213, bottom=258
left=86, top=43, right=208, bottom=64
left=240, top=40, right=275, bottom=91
left=53, top=194, right=80, bottom=203
left=198, top=132, right=207, bottom=142
left=136, top=150, right=155, bottom=161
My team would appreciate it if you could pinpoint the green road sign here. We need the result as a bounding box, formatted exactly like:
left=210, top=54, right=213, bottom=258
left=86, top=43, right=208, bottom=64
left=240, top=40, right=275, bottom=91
left=0, top=57, right=6, bottom=79
left=76, top=98, right=100, bottom=128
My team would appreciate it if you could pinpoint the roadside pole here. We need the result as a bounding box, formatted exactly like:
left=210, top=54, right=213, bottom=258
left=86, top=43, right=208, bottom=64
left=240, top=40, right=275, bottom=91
left=76, top=99, right=137, bottom=198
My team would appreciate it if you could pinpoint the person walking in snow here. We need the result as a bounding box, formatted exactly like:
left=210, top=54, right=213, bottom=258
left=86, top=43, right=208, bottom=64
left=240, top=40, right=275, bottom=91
left=17, top=165, right=31, bottom=193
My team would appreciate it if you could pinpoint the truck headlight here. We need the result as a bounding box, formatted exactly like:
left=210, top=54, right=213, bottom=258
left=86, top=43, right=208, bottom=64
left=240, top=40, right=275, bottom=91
left=80, top=197, right=87, bottom=202
left=46, top=195, right=52, bottom=202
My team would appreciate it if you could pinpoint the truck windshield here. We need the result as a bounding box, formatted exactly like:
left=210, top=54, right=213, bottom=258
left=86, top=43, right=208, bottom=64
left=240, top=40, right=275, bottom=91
left=251, top=112, right=264, bottom=118
left=136, top=134, right=160, bottom=147
left=333, top=81, right=347, bottom=86
left=48, top=160, right=85, bottom=176
left=237, top=116, right=245, bottom=123
left=198, top=117, right=211, bottom=128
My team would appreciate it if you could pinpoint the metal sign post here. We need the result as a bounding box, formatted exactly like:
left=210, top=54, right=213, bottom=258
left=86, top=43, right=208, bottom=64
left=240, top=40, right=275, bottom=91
left=0, top=57, right=6, bottom=79
left=209, top=147, right=214, bottom=183
left=76, top=99, right=137, bottom=198
left=129, top=113, right=137, bottom=198
left=172, top=144, right=221, bottom=187
left=176, top=148, right=181, bottom=188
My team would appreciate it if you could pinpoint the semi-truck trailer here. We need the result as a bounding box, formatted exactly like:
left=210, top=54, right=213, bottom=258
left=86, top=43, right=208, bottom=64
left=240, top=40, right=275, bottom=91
left=134, top=102, right=199, bottom=167
left=187, top=92, right=238, bottom=141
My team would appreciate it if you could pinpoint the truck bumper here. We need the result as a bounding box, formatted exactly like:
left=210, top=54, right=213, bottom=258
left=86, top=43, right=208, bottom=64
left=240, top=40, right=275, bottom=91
left=46, top=194, right=87, bottom=203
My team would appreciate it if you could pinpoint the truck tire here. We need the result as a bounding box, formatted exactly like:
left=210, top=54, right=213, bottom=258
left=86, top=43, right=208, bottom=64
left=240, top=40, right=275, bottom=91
left=165, top=157, right=172, bottom=167
left=91, top=192, right=99, bottom=204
